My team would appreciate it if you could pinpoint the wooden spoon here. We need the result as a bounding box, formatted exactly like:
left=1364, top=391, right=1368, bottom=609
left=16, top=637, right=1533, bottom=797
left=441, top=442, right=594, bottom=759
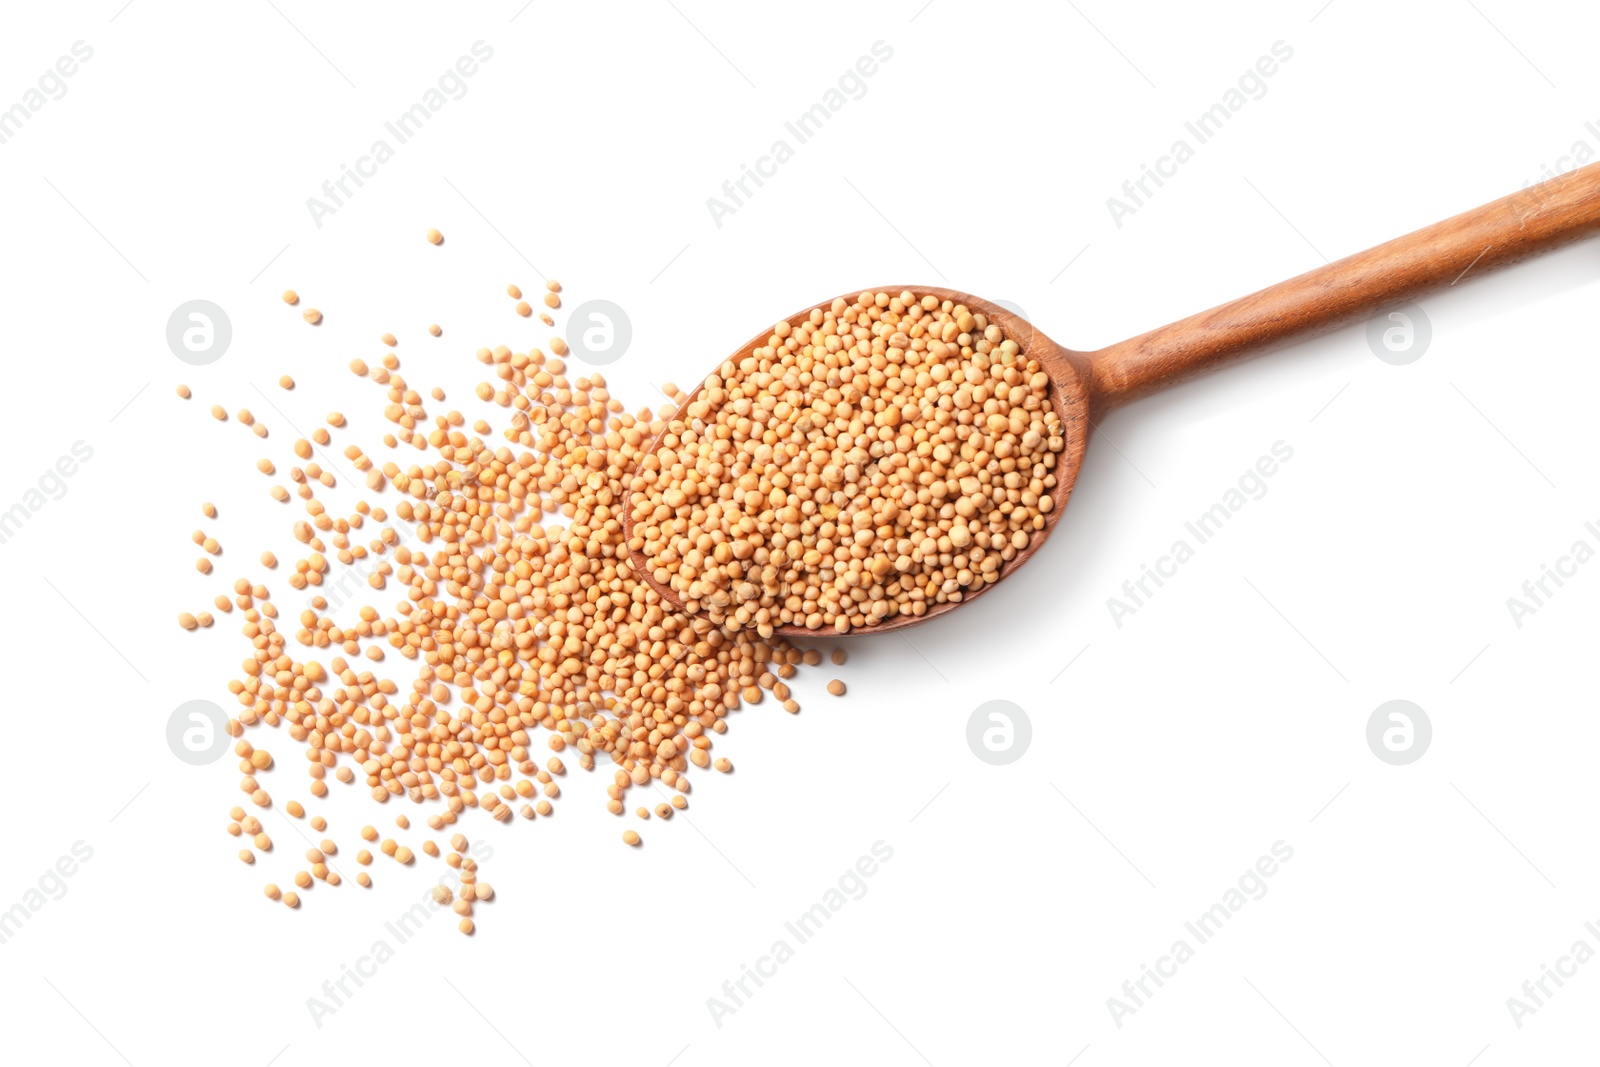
left=627, top=162, right=1600, bottom=635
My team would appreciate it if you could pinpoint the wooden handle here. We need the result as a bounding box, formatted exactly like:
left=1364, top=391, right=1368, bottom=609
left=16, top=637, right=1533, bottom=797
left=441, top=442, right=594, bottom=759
left=1088, top=161, right=1600, bottom=409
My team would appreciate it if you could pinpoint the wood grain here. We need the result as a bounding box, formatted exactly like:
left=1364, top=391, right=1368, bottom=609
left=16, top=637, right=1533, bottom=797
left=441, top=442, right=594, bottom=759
left=1087, top=160, right=1600, bottom=409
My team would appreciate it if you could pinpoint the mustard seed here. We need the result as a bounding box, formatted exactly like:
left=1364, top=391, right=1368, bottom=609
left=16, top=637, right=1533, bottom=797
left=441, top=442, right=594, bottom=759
left=303, top=309, right=322, bottom=325
left=177, top=384, right=191, bottom=399
left=827, top=679, right=845, bottom=696
left=282, top=891, right=299, bottom=908
left=623, top=830, right=640, bottom=846
left=282, top=290, right=299, bottom=305
left=426, top=228, right=443, bottom=245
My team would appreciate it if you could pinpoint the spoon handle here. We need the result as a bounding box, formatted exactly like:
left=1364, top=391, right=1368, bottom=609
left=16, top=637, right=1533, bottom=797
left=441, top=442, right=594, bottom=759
left=1087, top=161, right=1600, bottom=409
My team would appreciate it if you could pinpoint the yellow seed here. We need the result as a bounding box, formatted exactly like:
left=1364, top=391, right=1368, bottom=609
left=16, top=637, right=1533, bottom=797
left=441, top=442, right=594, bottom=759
left=176, top=384, right=191, bottom=399
left=282, top=891, right=300, bottom=908
left=278, top=375, right=294, bottom=389
left=515, top=301, right=531, bottom=317
left=361, top=825, right=378, bottom=841
left=426, top=228, right=443, bottom=245
left=622, top=830, right=640, bottom=846
left=257, top=459, right=275, bottom=475
left=303, top=308, right=322, bottom=325
left=543, top=292, right=560, bottom=308
left=356, top=850, right=372, bottom=865
left=201, top=502, right=216, bottom=518
left=195, top=558, right=212, bottom=575
left=831, top=648, right=847, bottom=666
left=428, top=323, right=441, bottom=336
left=356, top=872, right=371, bottom=887
left=506, top=284, right=522, bottom=299
left=549, top=336, right=569, bottom=356
left=381, top=333, right=397, bottom=347
left=286, top=800, right=304, bottom=818
left=474, top=882, right=493, bottom=901
left=714, top=758, right=733, bottom=773
left=310, top=816, right=326, bottom=831
left=294, top=871, right=312, bottom=888
left=326, top=412, right=344, bottom=427
left=546, top=279, right=561, bottom=292
left=264, top=883, right=280, bottom=900
left=458, top=918, right=474, bottom=935
left=210, top=405, right=227, bottom=421
left=238, top=849, right=254, bottom=864
left=253, top=833, right=271, bottom=850
left=827, top=679, right=846, bottom=696
left=281, top=290, right=299, bottom=305
left=178, top=613, right=198, bottom=630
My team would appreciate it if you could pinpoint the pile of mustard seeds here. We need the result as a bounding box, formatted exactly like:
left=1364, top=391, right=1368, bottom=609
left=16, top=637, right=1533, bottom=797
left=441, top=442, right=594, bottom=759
left=629, top=290, right=1067, bottom=635
left=178, top=243, right=845, bottom=927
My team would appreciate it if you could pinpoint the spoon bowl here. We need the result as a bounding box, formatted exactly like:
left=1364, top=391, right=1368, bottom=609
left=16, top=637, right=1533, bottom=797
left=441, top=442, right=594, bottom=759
left=624, top=287, right=1095, bottom=636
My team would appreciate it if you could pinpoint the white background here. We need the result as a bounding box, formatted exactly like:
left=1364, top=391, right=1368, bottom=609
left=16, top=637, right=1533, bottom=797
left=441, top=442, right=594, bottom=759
left=1, top=1, right=1597, bottom=1064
